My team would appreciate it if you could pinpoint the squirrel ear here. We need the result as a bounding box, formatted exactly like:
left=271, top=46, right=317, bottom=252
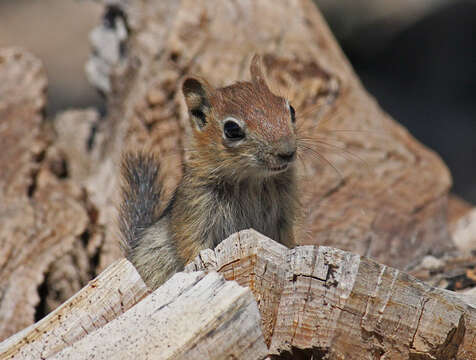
left=250, top=54, right=268, bottom=88
left=182, top=77, right=212, bottom=130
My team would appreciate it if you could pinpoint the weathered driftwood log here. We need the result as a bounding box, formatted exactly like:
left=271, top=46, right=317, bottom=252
left=0, top=47, right=98, bottom=340
left=49, top=272, right=267, bottom=360
left=3, top=231, right=475, bottom=359
left=0, top=269, right=267, bottom=360
left=185, top=230, right=476, bottom=359
left=0, top=259, right=148, bottom=360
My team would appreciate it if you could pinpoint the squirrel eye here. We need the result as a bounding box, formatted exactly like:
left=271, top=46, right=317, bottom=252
left=289, top=105, right=296, bottom=123
left=223, top=120, right=245, bottom=141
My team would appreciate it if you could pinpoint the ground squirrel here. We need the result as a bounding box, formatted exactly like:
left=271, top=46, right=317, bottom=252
left=119, top=55, right=299, bottom=289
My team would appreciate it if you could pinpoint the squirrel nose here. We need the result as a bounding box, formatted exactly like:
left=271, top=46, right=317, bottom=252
left=275, top=138, right=297, bottom=162
left=277, top=150, right=296, bottom=162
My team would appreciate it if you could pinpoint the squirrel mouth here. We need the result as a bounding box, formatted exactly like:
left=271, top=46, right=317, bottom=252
left=267, top=164, right=288, bottom=173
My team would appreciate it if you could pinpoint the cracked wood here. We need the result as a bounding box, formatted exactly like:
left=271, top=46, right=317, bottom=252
left=185, top=229, right=476, bottom=359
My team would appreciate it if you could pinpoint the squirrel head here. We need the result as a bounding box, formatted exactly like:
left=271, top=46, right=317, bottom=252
left=182, top=55, right=297, bottom=180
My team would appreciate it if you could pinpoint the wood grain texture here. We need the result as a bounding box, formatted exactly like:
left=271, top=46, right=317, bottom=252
left=0, top=48, right=91, bottom=340
left=0, top=259, right=149, bottom=360
left=186, top=229, right=476, bottom=359
left=49, top=272, right=267, bottom=360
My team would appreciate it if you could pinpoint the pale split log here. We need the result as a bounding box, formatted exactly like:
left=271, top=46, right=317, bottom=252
left=49, top=271, right=267, bottom=360
left=452, top=208, right=476, bottom=253
left=0, top=259, right=149, bottom=360
left=185, top=229, right=476, bottom=359
left=448, top=195, right=473, bottom=228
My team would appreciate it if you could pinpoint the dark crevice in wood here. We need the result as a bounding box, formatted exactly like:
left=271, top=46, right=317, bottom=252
left=34, top=273, right=50, bottom=322
left=270, top=347, right=329, bottom=360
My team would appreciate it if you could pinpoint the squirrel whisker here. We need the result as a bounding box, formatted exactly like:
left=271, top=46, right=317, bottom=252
left=297, top=143, right=344, bottom=180
left=297, top=137, right=370, bottom=172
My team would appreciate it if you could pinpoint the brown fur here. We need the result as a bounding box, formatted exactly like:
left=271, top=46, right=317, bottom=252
left=119, top=55, right=299, bottom=290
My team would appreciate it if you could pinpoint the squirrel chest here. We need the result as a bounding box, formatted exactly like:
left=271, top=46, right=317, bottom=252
left=169, top=170, right=296, bottom=258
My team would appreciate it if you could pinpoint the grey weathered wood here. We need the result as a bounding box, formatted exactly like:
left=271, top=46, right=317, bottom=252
left=49, top=272, right=267, bottom=360
left=0, top=259, right=149, bottom=360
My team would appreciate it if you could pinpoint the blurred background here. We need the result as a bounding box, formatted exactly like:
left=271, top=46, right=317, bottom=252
left=0, top=0, right=474, bottom=202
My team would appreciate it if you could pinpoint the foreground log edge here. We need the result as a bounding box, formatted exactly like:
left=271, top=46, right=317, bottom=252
left=0, top=259, right=150, bottom=359
left=2, top=229, right=476, bottom=358
left=0, top=269, right=267, bottom=360
left=49, top=272, right=267, bottom=360
left=186, top=229, right=476, bottom=359
left=2, top=229, right=476, bottom=359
